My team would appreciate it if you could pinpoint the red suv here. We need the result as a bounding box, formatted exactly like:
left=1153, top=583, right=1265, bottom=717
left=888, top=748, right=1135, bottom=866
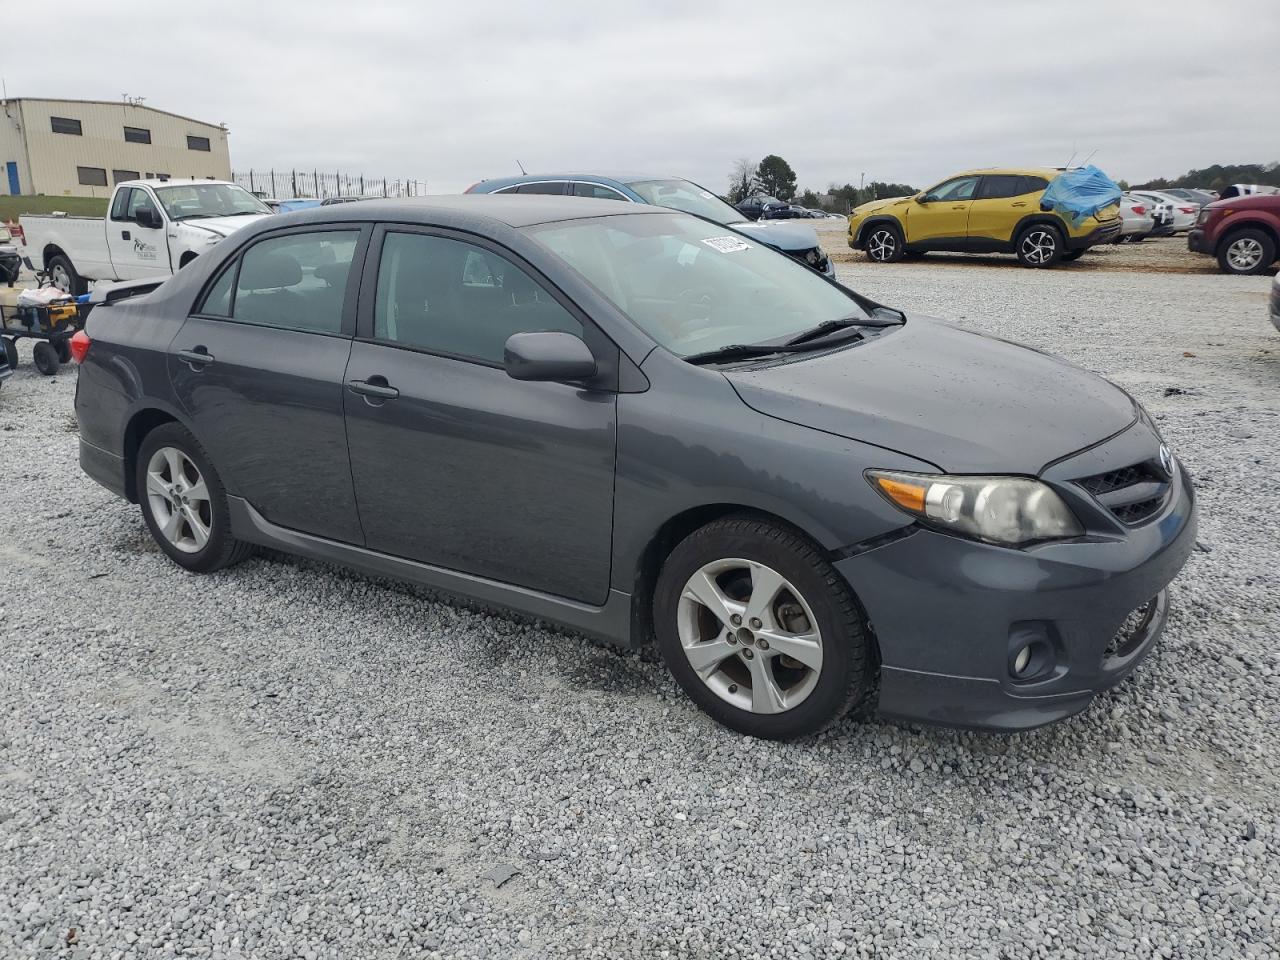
left=1188, top=194, right=1280, bottom=275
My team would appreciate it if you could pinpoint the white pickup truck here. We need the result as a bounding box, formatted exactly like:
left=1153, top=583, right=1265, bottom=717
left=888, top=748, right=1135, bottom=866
left=21, top=179, right=273, bottom=295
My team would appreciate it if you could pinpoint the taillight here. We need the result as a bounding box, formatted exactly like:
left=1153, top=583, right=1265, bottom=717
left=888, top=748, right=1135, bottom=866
left=1179, top=206, right=1196, bottom=214
left=69, top=329, right=91, bottom=364
left=1132, top=205, right=1145, bottom=215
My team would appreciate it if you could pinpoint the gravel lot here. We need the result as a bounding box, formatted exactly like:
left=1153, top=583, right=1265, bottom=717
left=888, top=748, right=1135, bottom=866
left=1, top=238, right=1277, bottom=959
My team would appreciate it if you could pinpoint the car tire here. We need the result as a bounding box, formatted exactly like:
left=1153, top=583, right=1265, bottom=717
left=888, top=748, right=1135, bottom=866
left=1061, top=249, right=1085, bottom=261
left=863, top=223, right=905, bottom=263
left=136, top=423, right=256, bottom=574
left=3, top=337, right=17, bottom=370
left=1015, top=223, right=1064, bottom=268
left=653, top=515, right=873, bottom=740
left=46, top=254, right=88, bottom=297
left=32, top=341, right=60, bottom=375
left=1216, top=228, right=1276, bottom=276
left=54, top=339, right=71, bottom=363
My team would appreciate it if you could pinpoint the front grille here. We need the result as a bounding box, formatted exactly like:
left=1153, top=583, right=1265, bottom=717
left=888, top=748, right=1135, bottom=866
left=1076, top=460, right=1169, bottom=526
left=1103, top=596, right=1159, bottom=663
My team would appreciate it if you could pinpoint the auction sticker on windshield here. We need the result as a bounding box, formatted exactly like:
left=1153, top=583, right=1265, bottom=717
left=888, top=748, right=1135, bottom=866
left=702, top=236, right=752, bottom=253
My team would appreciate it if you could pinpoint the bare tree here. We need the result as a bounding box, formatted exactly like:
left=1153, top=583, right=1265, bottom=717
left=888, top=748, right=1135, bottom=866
left=727, top=158, right=758, bottom=203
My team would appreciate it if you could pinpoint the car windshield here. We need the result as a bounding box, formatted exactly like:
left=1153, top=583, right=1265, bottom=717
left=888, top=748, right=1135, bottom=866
left=628, top=179, right=750, bottom=225
left=526, top=212, right=868, bottom=358
left=155, top=183, right=271, bottom=220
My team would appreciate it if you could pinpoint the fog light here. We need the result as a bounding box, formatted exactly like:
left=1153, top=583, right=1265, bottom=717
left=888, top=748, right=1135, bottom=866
left=1013, top=645, right=1032, bottom=676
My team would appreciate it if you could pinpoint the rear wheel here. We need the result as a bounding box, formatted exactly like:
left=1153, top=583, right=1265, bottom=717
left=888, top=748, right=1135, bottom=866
left=654, top=515, right=872, bottom=740
left=46, top=254, right=87, bottom=297
left=136, top=423, right=255, bottom=573
left=32, top=341, right=60, bottom=375
left=1015, top=223, right=1064, bottom=268
left=1217, top=228, right=1275, bottom=275
left=863, top=223, right=904, bottom=263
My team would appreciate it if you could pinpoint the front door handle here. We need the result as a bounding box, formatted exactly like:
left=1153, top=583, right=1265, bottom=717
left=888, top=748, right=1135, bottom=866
left=122, top=230, right=131, bottom=240
left=348, top=378, right=399, bottom=401
left=1011, top=201, right=1027, bottom=208
left=177, top=347, right=214, bottom=369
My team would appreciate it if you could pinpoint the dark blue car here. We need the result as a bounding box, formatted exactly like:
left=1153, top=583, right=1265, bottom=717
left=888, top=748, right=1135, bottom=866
left=465, top=173, right=834, bottom=277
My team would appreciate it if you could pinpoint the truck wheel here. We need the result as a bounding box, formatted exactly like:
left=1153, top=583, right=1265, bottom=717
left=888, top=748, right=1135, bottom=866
left=47, top=255, right=88, bottom=296
left=3, top=337, right=17, bottom=370
left=32, top=341, right=60, bottom=375
left=1217, top=228, right=1275, bottom=275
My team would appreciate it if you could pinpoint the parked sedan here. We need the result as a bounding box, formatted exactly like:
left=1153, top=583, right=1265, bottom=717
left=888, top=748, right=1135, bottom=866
left=1132, top=191, right=1198, bottom=233
left=736, top=196, right=798, bottom=221
left=72, top=196, right=1196, bottom=739
left=466, top=174, right=833, bottom=276
left=1117, top=195, right=1155, bottom=242
left=1163, top=188, right=1217, bottom=206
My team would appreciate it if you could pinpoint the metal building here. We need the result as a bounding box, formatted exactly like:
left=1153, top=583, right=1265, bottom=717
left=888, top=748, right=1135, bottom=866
left=0, top=98, right=231, bottom=198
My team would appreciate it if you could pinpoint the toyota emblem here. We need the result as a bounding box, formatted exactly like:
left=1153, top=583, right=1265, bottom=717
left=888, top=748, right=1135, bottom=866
left=1158, top=444, right=1174, bottom=477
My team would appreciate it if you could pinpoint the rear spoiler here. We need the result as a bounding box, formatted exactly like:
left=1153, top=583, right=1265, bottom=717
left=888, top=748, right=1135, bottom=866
left=88, top=277, right=166, bottom=307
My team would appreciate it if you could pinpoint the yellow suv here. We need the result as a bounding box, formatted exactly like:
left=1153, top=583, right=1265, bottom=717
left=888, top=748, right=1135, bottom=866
left=847, top=167, right=1121, bottom=267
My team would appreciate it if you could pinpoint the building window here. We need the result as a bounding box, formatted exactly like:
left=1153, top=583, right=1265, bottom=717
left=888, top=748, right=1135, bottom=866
left=77, top=166, right=108, bottom=187
left=187, top=135, right=211, bottom=152
left=51, top=116, right=83, bottom=136
left=123, top=126, right=152, bottom=144
left=113, top=169, right=141, bottom=185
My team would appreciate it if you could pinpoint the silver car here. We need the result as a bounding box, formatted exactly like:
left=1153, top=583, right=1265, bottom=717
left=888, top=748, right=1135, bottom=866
left=1117, top=194, right=1155, bottom=242
left=1132, top=191, right=1199, bottom=234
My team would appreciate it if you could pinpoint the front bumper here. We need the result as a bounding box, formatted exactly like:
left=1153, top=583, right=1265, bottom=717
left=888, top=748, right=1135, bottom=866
left=1067, top=218, right=1122, bottom=250
left=837, top=435, right=1197, bottom=731
left=1187, top=227, right=1209, bottom=254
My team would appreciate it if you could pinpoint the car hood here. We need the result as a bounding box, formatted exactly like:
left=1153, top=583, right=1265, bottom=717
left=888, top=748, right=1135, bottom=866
left=733, top=220, right=821, bottom=253
left=852, top=195, right=915, bottom=217
left=179, top=214, right=272, bottom=238
left=725, top=316, right=1136, bottom=475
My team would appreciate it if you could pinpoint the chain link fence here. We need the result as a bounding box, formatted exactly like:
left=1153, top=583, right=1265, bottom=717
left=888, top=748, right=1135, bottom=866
left=232, top=169, right=428, bottom=200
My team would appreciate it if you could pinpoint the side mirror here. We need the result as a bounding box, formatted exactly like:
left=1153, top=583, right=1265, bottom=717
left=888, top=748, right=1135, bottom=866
left=503, top=331, right=597, bottom=383
left=915, top=194, right=931, bottom=204
left=136, top=207, right=163, bottom=229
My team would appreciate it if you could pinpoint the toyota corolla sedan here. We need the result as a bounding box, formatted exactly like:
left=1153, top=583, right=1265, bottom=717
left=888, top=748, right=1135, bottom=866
left=72, top=195, right=1196, bottom=740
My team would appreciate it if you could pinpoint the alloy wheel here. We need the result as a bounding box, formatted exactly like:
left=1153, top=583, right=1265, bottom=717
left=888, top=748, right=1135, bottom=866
left=1020, top=230, right=1058, bottom=265
left=867, top=229, right=897, bottom=262
left=50, top=263, right=72, bottom=293
left=1226, top=237, right=1264, bottom=272
left=145, top=447, right=213, bottom=554
left=677, top=558, right=824, bottom=714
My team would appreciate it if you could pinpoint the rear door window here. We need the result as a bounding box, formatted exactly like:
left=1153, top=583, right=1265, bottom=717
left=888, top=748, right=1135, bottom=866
left=228, top=231, right=359, bottom=334
left=977, top=175, right=1024, bottom=200
left=516, top=181, right=568, bottom=195
left=572, top=182, right=629, bottom=201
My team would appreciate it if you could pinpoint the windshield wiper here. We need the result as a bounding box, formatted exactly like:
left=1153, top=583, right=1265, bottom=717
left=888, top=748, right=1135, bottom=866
left=684, top=335, right=866, bottom=365
left=785, top=313, right=903, bottom=346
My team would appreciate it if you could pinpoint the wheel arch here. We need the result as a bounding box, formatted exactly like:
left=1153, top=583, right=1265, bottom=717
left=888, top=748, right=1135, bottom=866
left=1216, top=218, right=1280, bottom=257
left=41, top=243, right=70, bottom=271
left=178, top=250, right=199, bottom=269
left=854, top=215, right=902, bottom=247
left=1011, top=213, right=1068, bottom=243
left=121, top=405, right=192, bottom=502
left=628, top=502, right=862, bottom=649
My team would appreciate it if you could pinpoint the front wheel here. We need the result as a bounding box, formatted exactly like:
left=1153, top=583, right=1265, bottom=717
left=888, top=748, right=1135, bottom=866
left=46, top=254, right=88, bottom=297
left=136, top=423, right=255, bottom=573
left=863, top=223, right=904, bottom=263
left=654, top=516, right=873, bottom=740
left=1217, top=228, right=1275, bottom=275
left=1015, top=223, right=1064, bottom=268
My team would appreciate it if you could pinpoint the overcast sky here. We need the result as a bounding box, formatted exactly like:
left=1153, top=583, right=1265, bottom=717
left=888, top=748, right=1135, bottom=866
left=11, top=0, right=1279, bottom=194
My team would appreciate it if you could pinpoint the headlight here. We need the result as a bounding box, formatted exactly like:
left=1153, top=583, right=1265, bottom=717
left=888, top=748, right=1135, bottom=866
left=1196, top=208, right=1211, bottom=225
left=867, top=470, right=1083, bottom=546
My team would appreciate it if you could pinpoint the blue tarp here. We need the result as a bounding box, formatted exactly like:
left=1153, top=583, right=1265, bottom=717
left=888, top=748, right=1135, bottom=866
left=1039, top=165, right=1121, bottom=226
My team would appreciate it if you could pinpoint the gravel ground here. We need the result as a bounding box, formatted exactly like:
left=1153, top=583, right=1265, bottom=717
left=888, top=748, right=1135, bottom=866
left=1, top=250, right=1277, bottom=959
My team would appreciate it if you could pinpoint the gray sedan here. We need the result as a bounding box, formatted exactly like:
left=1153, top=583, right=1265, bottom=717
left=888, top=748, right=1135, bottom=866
left=71, top=195, right=1196, bottom=739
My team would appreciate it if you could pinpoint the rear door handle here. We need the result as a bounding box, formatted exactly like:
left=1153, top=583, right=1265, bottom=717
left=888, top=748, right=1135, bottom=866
left=1011, top=201, right=1027, bottom=208
left=177, top=348, right=214, bottom=368
left=348, top=378, right=399, bottom=400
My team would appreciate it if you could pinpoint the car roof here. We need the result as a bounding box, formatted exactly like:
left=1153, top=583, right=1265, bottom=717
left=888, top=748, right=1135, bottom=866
left=947, top=167, right=1061, bottom=179
left=127, top=178, right=237, bottom=189
left=473, top=172, right=684, bottom=191
left=272, top=193, right=663, bottom=229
